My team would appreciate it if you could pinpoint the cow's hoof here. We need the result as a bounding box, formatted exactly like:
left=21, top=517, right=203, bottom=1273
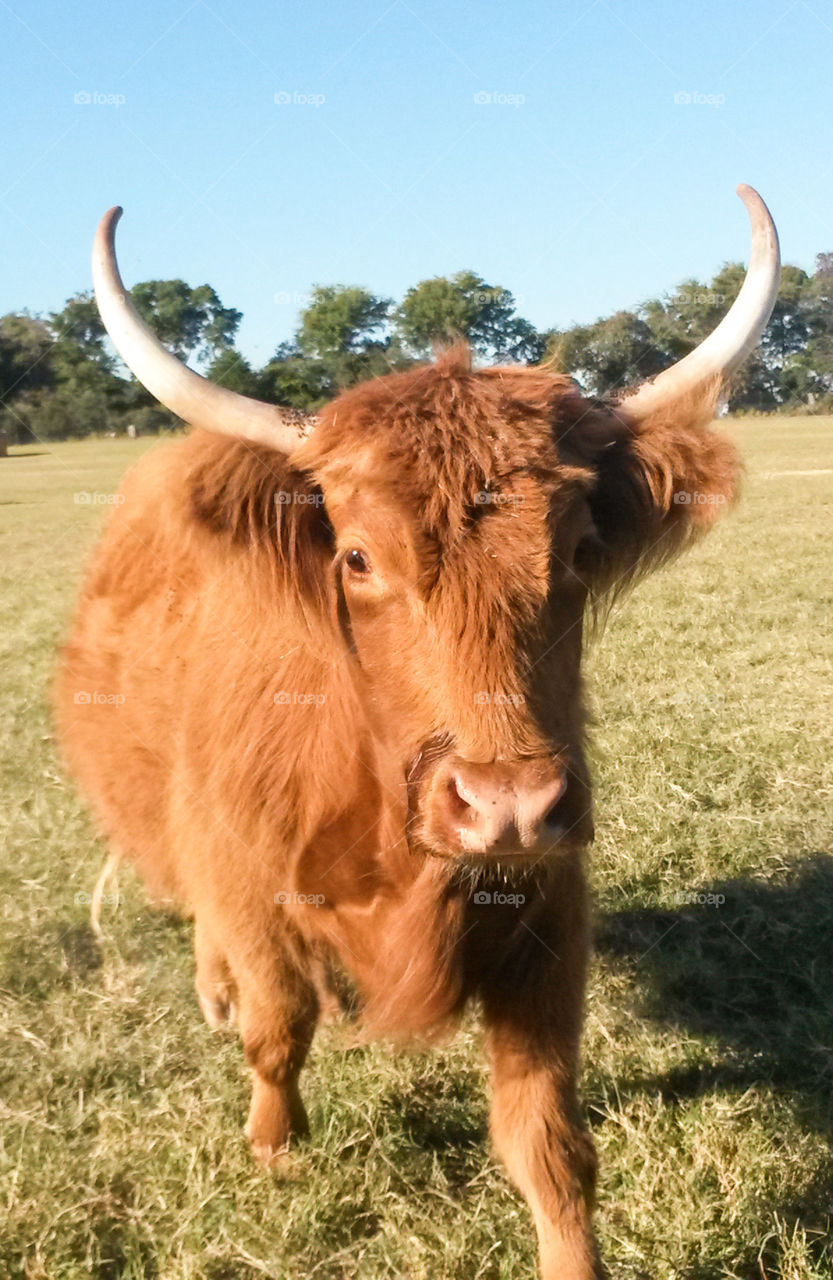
left=316, top=991, right=343, bottom=1024
left=248, top=1136, right=292, bottom=1168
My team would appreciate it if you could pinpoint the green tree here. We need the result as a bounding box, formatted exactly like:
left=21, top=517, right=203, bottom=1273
left=206, top=348, right=262, bottom=397
left=258, top=344, right=333, bottom=413
left=778, top=255, right=833, bottom=406
left=50, top=292, right=113, bottom=368
left=0, top=313, right=54, bottom=394
left=641, top=268, right=743, bottom=359
left=0, top=314, right=58, bottom=440
left=129, top=280, right=241, bottom=364
left=263, top=288, right=408, bottom=407
left=45, top=293, right=128, bottom=436
left=546, top=311, right=669, bottom=397
left=395, top=271, right=542, bottom=362
left=297, top=286, right=390, bottom=360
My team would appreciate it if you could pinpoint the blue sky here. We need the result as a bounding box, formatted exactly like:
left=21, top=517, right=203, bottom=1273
left=2, top=0, right=831, bottom=365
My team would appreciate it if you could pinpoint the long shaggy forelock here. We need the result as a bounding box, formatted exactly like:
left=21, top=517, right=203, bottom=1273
left=305, top=346, right=597, bottom=547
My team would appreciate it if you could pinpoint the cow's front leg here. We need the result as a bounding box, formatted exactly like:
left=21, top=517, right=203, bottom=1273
left=238, top=954, right=318, bottom=1166
left=211, top=921, right=319, bottom=1167
left=481, top=855, right=602, bottom=1279
left=487, top=1044, right=599, bottom=1277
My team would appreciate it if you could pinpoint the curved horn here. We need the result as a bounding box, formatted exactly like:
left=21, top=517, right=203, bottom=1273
left=92, top=207, right=310, bottom=453
left=621, top=184, right=780, bottom=421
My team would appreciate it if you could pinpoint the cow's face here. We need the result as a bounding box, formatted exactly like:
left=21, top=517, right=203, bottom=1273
left=297, top=355, right=603, bottom=866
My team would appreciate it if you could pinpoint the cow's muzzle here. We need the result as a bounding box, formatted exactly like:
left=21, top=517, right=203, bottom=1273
left=411, top=751, right=589, bottom=863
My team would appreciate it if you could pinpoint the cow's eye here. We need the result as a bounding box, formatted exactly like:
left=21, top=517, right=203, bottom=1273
left=345, top=548, right=372, bottom=576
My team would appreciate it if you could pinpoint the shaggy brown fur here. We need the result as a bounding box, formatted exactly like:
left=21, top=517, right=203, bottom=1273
left=54, top=347, right=737, bottom=1279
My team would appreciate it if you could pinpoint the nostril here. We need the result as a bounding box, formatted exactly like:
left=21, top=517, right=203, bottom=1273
left=446, top=774, right=472, bottom=819
left=541, top=774, right=570, bottom=829
left=543, top=788, right=569, bottom=830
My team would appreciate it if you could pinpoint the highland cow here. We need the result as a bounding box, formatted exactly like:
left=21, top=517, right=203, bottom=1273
left=55, top=186, right=780, bottom=1278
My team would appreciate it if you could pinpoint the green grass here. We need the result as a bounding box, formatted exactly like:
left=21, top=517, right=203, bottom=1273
left=1, top=421, right=832, bottom=1279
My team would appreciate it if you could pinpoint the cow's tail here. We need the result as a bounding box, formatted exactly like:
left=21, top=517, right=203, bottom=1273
left=90, top=852, right=120, bottom=940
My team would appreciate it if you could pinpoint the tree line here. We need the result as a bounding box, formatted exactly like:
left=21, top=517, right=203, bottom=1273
left=1, top=252, right=832, bottom=441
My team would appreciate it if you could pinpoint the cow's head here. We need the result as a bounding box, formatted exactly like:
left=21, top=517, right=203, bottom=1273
left=91, top=187, right=780, bottom=869
left=296, top=356, right=600, bottom=863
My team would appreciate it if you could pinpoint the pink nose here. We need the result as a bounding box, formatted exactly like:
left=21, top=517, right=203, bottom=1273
left=435, top=756, right=567, bottom=856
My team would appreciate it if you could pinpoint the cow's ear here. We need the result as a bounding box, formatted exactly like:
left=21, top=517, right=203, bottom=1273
left=187, top=432, right=334, bottom=585
left=577, top=386, right=740, bottom=596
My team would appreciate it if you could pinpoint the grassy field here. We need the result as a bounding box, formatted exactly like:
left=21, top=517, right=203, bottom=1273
left=1, top=420, right=832, bottom=1280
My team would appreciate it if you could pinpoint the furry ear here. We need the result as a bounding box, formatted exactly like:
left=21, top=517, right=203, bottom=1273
left=576, top=384, right=740, bottom=597
left=187, top=431, right=334, bottom=587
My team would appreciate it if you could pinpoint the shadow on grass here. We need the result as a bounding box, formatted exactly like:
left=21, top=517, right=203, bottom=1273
left=388, top=1068, right=487, bottom=1133
left=0, top=919, right=103, bottom=998
left=596, top=851, right=833, bottom=1276
left=0, top=898, right=190, bottom=1003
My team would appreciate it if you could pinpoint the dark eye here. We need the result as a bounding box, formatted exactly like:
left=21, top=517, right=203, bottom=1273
left=345, top=548, right=372, bottom=576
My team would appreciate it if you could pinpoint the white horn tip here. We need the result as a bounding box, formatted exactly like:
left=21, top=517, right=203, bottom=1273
left=98, top=205, right=123, bottom=242
left=91, top=204, right=313, bottom=455
left=735, top=184, right=777, bottom=236
left=614, top=183, right=780, bottom=420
